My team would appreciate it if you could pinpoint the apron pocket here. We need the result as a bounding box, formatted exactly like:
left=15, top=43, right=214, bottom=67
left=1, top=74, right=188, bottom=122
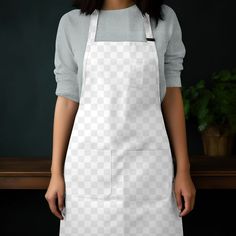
left=64, top=149, right=112, bottom=199
left=123, top=149, right=174, bottom=202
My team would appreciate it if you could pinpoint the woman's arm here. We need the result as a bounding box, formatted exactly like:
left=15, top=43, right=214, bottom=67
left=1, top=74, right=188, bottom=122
left=51, top=96, right=79, bottom=176
left=161, top=87, right=196, bottom=217
left=45, top=96, right=79, bottom=220
left=45, top=12, right=80, bottom=220
left=161, top=87, right=190, bottom=172
left=162, top=5, right=196, bottom=217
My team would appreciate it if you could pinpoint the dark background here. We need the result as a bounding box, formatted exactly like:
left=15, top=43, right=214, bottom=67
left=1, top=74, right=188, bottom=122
left=0, top=0, right=236, bottom=235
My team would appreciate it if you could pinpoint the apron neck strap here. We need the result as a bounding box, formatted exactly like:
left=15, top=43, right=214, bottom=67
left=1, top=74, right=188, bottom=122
left=143, top=13, right=154, bottom=39
left=88, top=9, right=154, bottom=43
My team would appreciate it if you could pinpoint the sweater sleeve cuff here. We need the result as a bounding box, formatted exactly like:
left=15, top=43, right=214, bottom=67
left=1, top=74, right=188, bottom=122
left=55, top=76, right=80, bottom=103
left=165, top=71, right=182, bottom=87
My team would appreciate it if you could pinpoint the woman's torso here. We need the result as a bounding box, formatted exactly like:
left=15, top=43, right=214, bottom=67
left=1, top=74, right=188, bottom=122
left=58, top=4, right=176, bottom=102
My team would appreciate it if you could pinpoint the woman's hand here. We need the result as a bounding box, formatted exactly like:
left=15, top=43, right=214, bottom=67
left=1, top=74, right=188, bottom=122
left=173, top=171, right=196, bottom=217
left=45, top=174, right=65, bottom=220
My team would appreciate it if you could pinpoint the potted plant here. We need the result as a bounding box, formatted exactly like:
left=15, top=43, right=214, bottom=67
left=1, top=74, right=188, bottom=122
left=182, top=68, right=236, bottom=157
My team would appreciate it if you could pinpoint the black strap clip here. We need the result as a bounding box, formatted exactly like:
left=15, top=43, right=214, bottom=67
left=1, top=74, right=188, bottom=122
left=146, top=37, right=155, bottom=41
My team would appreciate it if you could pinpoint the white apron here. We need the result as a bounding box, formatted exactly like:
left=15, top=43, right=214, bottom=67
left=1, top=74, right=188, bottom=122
left=59, top=8, right=183, bottom=236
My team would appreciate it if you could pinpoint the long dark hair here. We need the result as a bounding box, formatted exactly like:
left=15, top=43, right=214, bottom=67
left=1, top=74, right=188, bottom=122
left=72, top=0, right=165, bottom=27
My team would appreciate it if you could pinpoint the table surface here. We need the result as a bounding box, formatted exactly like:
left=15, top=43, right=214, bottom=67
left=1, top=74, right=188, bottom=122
left=0, top=156, right=236, bottom=189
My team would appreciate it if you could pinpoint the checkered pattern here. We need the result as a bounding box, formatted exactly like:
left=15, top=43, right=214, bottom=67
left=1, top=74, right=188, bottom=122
left=68, top=40, right=170, bottom=151
left=123, top=195, right=183, bottom=236
left=59, top=9, right=183, bottom=236
left=60, top=194, right=183, bottom=236
left=64, top=149, right=112, bottom=198
left=123, top=149, right=173, bottom=202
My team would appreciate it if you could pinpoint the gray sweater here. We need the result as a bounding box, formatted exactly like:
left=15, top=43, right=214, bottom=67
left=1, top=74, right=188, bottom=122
left=53, top=4, right=186, bottom=103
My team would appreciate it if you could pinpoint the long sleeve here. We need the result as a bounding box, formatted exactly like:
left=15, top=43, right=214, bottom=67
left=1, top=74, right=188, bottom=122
left=164, top=6, right=186, bottom=87
left=53, top=13, right=80, bottom=103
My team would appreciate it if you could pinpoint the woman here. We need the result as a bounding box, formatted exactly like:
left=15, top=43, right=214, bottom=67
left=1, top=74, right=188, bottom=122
left=45, top=0, right=196, bottom=235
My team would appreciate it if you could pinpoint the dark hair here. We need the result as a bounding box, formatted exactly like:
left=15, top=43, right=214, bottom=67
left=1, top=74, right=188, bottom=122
left=72, top=0, right=165, bottom=27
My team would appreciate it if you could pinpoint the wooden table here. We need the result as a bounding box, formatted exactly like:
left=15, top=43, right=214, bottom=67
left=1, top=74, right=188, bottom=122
left=0, top=156, right=236, bottom=189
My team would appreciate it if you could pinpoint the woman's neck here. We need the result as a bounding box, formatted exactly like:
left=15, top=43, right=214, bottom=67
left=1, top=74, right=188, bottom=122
left=102, top=0, right=135, bottom=10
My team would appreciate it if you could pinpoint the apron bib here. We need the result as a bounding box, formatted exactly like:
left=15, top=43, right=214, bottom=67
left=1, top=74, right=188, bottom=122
left=60, top=8, right=183, bottom=236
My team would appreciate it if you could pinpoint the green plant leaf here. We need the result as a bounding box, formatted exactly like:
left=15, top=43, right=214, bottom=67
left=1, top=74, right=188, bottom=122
left=182, top=67, right=236, bottom=134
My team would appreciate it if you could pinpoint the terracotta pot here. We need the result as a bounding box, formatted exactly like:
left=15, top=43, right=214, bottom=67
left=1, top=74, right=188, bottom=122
left=201, top=125, right=234, bottom=157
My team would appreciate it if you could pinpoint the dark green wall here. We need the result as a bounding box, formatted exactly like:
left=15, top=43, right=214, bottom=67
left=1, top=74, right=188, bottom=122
left=0, top=0, right=73, bottom=157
